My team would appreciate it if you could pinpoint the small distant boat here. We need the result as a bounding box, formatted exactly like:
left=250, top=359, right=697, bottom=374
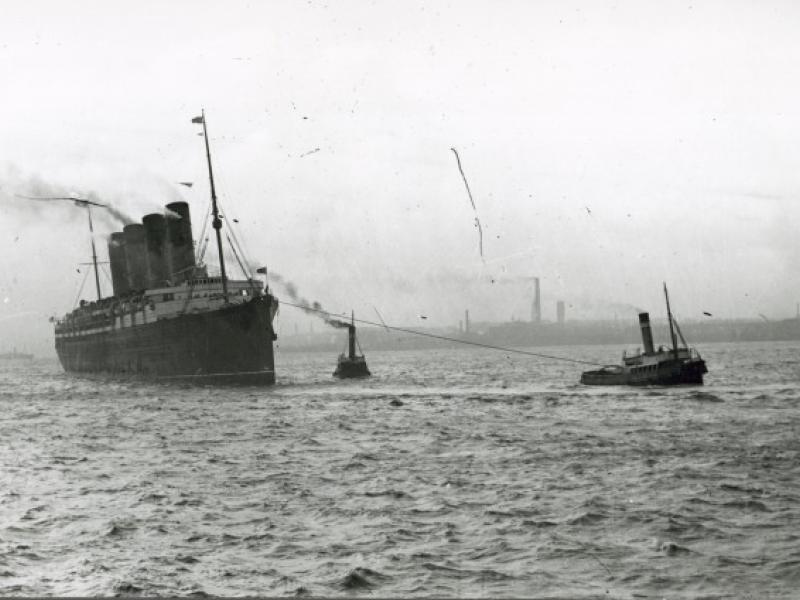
left=581, top=284, right=707, bottom=386
left=0, top=349, right=34, bottom=361
left=333, top=312, right=370, bottom=379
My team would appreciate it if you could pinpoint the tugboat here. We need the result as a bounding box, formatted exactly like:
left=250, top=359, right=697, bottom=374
left=333, top=312, right=370, bottom=378
left=580, top=284, right=707, bottom=385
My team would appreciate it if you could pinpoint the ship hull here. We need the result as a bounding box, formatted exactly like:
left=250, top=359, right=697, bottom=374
left=55, top=296, right=276, bottom=385
left=580, top=358, right=707, bottom=386
left=333, top=356, right=371, bottom=379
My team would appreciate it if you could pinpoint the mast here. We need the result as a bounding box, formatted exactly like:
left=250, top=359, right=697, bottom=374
left=15, top=195, right=106, bottom=300
left=197, top=109, right=228, bottom=300
left=87, top=205, right=101, bottom=301
left=663, top=282, right=679, bottom=359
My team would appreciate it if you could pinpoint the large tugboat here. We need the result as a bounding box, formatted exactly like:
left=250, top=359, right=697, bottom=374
left=52, top=111, right=278, bottom=384
left=580, top=284, right=707, bottom=385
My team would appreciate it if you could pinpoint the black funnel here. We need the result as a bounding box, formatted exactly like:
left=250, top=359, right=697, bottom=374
left=639, top=312, right=655, bottom=355
left=143, top=213, right=170, bottom=288
left=107, top=232, right=130, bottom=296
left=123, top=224, right=148, bottom=291
left=166, top=201, right=196, bottom=284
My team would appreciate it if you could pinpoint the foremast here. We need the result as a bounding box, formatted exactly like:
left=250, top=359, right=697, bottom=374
left=194, top=110, right=228, bottom=300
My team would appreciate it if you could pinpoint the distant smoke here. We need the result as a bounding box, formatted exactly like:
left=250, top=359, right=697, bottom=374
left=2, top=167, right=135, bottom=227
left=267, top=272, right=350, bottom=328
left=572, top=296, right=645, bottom=316
left=2, top=165, right=202, bottom=232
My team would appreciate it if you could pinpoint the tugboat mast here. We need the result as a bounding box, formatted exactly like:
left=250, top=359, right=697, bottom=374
left=195, top=109, right=228, bottom=300
left=664, top=282, right=679, bottom=360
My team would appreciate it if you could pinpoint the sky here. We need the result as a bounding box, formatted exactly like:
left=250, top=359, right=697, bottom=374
left=1, top=0, right=799, bottom=354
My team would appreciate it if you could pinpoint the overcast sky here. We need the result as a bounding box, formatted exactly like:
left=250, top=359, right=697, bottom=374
left=2, top=1, right=799, bottom=353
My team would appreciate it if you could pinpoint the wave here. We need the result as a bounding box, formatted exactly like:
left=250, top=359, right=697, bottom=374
left=338, top=567, right=389, bottom=590
left=722, top=499, right=770, bottom=512
left=364, top=489, right=411, bottom=499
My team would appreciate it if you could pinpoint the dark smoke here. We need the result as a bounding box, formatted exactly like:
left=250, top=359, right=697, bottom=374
left=572, top=295, right=645, bottom=316
left=2, top=167, right=135, bottom=228
left=267, top=271, right=350, bottom=328
left=101, top=203, right=136, bottom=226
left=80, top=192, right=135, bottom=226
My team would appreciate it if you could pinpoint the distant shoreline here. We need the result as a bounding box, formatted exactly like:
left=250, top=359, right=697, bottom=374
left=276, top=317, right=800, bottom=353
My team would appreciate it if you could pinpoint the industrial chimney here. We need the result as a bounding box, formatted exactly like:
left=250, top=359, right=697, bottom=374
left=531, top=277, right=541, bottom=323
left=123, top=224, right=149, bottom=291
left=107, top=232, right=131, bottom=297
left=638, top=312, right=655, bottom=355
left=557, top=300, right=565, bottom=324
left=165, top=201, right=196, bottom=284
left=143, top=213, right=170, bottom=288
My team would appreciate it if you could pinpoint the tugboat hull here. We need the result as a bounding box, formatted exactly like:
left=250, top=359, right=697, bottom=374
left=333, top=357, right=371, bottom=379
left=581, top=357, right=707, bottom=386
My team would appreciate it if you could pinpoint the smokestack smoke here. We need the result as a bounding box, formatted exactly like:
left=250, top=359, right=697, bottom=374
left=2, top=165, right=158, bottom=228
left=267, top=272, right=350, bottom=329
left=104, top=204, right=136, bottom=226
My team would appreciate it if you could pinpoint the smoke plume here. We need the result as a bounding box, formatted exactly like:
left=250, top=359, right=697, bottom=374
left=102, top=203, right=136, bottom=226
left=2, top=167, right=135, bottom=227
left=267, top=272, right=350, bottom=328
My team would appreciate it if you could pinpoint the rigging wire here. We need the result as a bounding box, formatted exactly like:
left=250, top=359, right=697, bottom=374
left=225, top=234, right=258, bottom=293
left=72, top=269, right=91, bottom=309
left=217, top=198, right=255, bottom=279
left=196, top=145, right=254, bottom=280
left=278, top=299, right=604, bottom=366
left=227, top=224, right=254, bottom=278
left=196, top=199, right=213, bottom=265
left=100, top=265, right=113, bottom=287
left=205, top=142, right=254, bottom=278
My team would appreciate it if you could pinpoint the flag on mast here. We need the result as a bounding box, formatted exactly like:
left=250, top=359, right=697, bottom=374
left=191, top=115, right=204, bottom=124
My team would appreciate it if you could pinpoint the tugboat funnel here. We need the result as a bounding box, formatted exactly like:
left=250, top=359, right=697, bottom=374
left=348, top=324, right=356, bottom=360
left=639, top=312, right=655, bottom=355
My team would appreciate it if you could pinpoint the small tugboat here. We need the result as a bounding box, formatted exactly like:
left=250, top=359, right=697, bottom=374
left=333, top=312, right=370, bottom=378
left=581, top=284, right=707, bottom=385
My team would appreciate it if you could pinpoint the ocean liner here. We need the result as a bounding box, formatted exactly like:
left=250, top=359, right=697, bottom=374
left=53, top=112, right=278, bottom=384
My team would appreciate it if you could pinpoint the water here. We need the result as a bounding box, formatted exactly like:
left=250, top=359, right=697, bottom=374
left=1, top=341, right=798, bottom=598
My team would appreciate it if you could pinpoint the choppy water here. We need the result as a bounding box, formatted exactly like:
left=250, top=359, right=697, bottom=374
left=0, top=341, right=798, bottom=598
